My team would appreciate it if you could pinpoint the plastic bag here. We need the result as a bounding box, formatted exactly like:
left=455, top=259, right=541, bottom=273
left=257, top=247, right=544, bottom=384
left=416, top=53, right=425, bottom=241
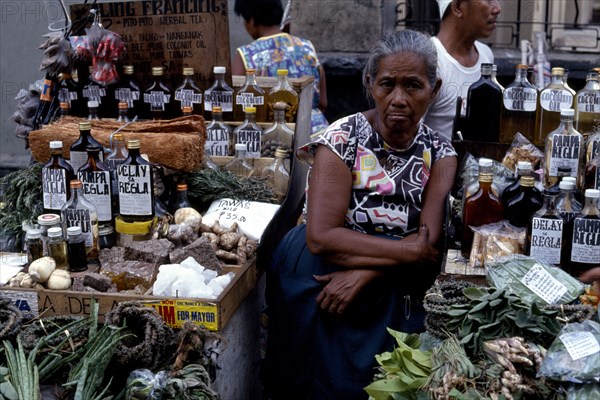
left=486, top=255, right=584, bottom=305
left=567, top=383, right=600, bottom=400
left=469, top=221, right=525, bottom=267
left=166, top=224, right=197, bottom=248
left=502, top=132, right=544, bottom=172
left=459, top=153, right=514, bottom=199
left=539, top=320, right=600, bottom=383
left=125, top=369, right=170, bottom=400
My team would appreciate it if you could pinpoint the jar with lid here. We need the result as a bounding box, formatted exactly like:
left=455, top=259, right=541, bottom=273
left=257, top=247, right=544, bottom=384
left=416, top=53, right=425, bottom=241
left=37, top=213, right=62, bottom=255
left=25, top=229, right=43, bottom=265
left=99, top=225, right=116, bottom=250
left=67, top=226, right=88, bottom=272
left=47, top=226, right=68, bottom=270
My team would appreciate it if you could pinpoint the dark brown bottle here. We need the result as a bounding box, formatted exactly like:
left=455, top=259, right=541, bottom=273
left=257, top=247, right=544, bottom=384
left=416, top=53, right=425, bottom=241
left=144, top=66, right=173, bottom=120
left=464, top=63, right=503, bottom=142
left=526, top=190, right=564, bottom=265
left=78, top=145, right=113, bottom=226
left=115, top=65, right=143, bottom=119
left=569, top=189, right=600, bottom=277
left=70, top=121, right=104, bottom=173
left=506, top=176, right=543, bottom=227
left=58, top=72, right=84, bottom=117
left=170, top=183, right=191, bottom=213
left=42, top=141, right=75, bottom=214
left=557, top=180, right=582, bottom=269
left=117, top=139, right=155, bottom=222
left=501, top=161, right=533, bottom=205
left=66, top=226, right=88, bottom=272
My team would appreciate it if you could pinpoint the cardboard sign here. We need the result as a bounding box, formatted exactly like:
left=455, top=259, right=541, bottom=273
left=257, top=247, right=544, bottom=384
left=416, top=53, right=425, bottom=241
left=142, top=299, right=219, bottom=331
left=203, top=198, right=280, bottom=241
left=70, top=0, right=231, bottom=89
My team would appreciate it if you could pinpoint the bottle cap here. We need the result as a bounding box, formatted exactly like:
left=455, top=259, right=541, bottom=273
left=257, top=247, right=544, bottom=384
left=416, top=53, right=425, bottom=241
left=47, top=227, right=63, bottom=237
left=86, top=144, right=102, bottom=152
left=551, top=67, right=565, bottom=75
left=49, top=141, right=63, bottom=149
left=123, top=65, right=134, bottom=74
left=559, top=180, right=575, bottom=190
left=152, top=66, right=164, bottom=76
left=99, top=225, right=114, bottom=235
left=478, top=158, right=493, bottom=168
left=118, top=102, right=128, bottom=109
left=70, top=180, right=83, bottom=189
left=520, top=176, right=535, bottom=186
left=584, top=189, right=600, bottom=199
left=79, top=121, right=92, bottom=130
left=516, top=64, right=528, bottom=69
left=26, top=229, right=42, bottom=239
left=87, top=100, right=99, bottom=109
left=60, top=102, right=69, bottom=109
left=563, top=176, right=577, bottom=184
left=214, top=66, right=226, bottom=74
left=560, top=108, right=575, bottom=117
left=127, top=139, right=141, bottom=149
left=235, top=143, right=247, bottom=151
left=277, top=69, right=289, bottom=76
left=113, top=133, right=124, bottom=141
left=67, top=226, right=82, bottom=236
left=182, top=106, right=193, bottom=114
left=244, top=106, right=256, bottom=114
left=38, top=213, right=61, bottom=226
left=246, top=68, right=256, bottom=74
left=212, top=106, right=222, bottom=113
left=177, top=183, right=188, bottom=191
left=183, top=67, right=194, bottom=75
left=275, top=148, right=288, bottom=158
left=516, top=161, right=531, bottom=170
left=273, top=101, right=289, bottom=111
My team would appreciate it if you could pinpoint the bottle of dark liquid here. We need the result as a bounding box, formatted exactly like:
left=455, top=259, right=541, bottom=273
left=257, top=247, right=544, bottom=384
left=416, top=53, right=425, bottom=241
left=267, top=69, right=298, bottom=123
left=42, top=141, right=75, bottom=214
left=175, top=67, right=203, bottom=116
left=557, top=180, right=582, bottom=268
left=25, top=229, right=43, bottom=265
left=534, top=67, right=575, bottom=146
left=78, top=145, right=113, bottom=227
left=106, top=133, right=129, bottom=217
left=82, top=66, right=108, bottom=117
left=87, top=100, right=101, bottom=120
left=206, top=106, right=233, bottom=156
left=70, top=121, right=104, bottom=173
left=464, top=63, right=503, bottom=142
left=67, top=226, right=87, bottom=272
left=506, top=176, right=543, bottom=227
left=235, top=68, right=266, bottom=122
left=462, top=171, right=504, bottom=257
left=116, top=102, right=131, bottom=123
left=115, top=65, right=142, bottom=119
left=58, top=102, right=70, bottom=119
left=526, top=190, right=564, bottom=265
left=500, top=64, right=538, bottom=144
left=234, top=106, right=264, bottom=158
left=117, top=139, right=155, bottom=222
left=170, top=183, right=191, bottom=213
left=204, top=66, right=234, bottom=121
left=570, top=189, right=600, bottom=276
left=501, top=161, right=533, bottom=205
left=58, top=72, right=83, bottom=117
left=61, top=180, right=100, bottom=260
left=144, top=66, right=173, bottom=120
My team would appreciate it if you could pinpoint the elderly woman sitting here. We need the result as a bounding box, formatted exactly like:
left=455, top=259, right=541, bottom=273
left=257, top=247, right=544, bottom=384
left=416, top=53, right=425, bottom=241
left=264, top=29, right=458, bottom=400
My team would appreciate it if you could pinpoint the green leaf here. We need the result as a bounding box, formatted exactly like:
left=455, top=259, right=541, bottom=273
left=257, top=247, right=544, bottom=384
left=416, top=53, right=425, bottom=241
left=0, top=382, right=19, bottom=400
left=463, top=287, right=486, bottom=300
left=447, top=309, right=469, bottom=317
left=489, top=299, right=503, bottom=307
left=468, top=301, right=489, bottom=314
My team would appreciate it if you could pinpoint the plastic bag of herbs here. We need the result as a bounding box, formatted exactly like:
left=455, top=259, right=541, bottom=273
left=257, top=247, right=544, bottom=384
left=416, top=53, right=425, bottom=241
left=486, top=255, right=584, bottom=306
left=539, top=320, right=600, bottom=384
left=566, top=382, right=600, bottom=400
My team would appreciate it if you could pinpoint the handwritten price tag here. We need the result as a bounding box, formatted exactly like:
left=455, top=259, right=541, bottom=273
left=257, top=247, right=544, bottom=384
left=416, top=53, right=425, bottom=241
left=521, top=263, right=567, bottom=304
left=560, top=331, right=600, bottom=361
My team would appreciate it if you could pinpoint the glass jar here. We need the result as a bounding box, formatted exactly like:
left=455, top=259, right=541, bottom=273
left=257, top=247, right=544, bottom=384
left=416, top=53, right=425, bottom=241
left=47, top=226, right=68, bottom=270
left=37, top=213, right=62, bottom=255
left=99, top=225, right=117, bottom=249
left=25, top=229, right=43, bottom=265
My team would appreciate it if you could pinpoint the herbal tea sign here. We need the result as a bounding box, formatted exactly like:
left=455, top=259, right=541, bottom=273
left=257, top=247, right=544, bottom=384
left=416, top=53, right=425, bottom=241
left=70, top=0, right=231, bottom=89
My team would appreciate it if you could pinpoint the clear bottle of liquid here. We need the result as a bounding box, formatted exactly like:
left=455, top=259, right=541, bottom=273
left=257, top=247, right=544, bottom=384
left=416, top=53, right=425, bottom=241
left=115, top=65, right=142, bottom=119
left=526, top=190, right=564, bottom=265
left=78, top=145, right=113, bottom=226
left=464, top=63, right=503, bottom=142
left=544, top=108, right=584, bottom=189
left=47, top=227, right=68, bottom=270
left=204, top=66, right=234, bottom=121
left=43, top=141, right=75, bottom=214
left=225, top=143, right=255, bottom=178
left=575, top=69, right=600, bottom=136
left=70, top=121, right=104, bottom=173
left=501, top=160, right=534, bottom=205
left=261, top=148, right=290, bottom=202
left=267, top=69, right=299, bottom=123
left=87, top=100, right=101, bottom=120
left=505, top=176, right=543, bottom=227
left=116, top=102, right=131, bottom=123
left=106, top=133, right=129, bottom=217
left=500, top=64, right=538, bottom=144
left=557, top=180, right=582, bottom=268
left=262, top=101, right=294, bottom=159
left=117, top=139, right=155, bottom=222
left=175, top=67, right=203, bottom=116
left=67, top=226, right=88, bottom=272
left=205, top=106, right=233, bottom=156
left=25, top=229, right=43, bottom=265
left=234, top=106, right=264, bottom=158
left=464, top=158, right=501, bottom=205
left=61, top=180, right=100, bottom=260
left=235, top=68, right=266, bottom=122
left=170, top=183, right=191, bottom=213
left=570, top=189, right=600, bottom=276
left=534, top=67, right=575, bottom=146
left=144, top=66, right=173, bottom=120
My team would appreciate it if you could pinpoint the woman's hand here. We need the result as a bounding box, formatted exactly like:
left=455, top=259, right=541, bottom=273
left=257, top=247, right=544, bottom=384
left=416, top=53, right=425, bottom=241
left=579, top=267, right=600, bottom=283
left=405, top=224, right=439, bottom=265
left=314, top=269, right=384, bottom=316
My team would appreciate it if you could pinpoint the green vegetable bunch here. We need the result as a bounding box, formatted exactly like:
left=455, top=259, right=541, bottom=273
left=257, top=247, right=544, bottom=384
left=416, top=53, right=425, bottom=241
left=0, top=164, right=43, bottom=233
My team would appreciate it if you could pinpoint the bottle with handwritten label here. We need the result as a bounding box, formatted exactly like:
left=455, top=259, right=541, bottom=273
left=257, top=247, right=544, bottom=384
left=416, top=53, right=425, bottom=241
left=267, top=69, right=298, bottom=123
left=557, top=180, right=582, bottom=268
left=464, top=63, right=502, bottom=142
left=569, top=189, right=600, bottom=276
left=58, top=72, right=83, bottom=117
left=543, top=108, right=584, bottom=189
left=526, top=190, right=563, bottom=265
left=204, top=66, right=234, bottom=121
left=115, top=65, right=142, bottom=119
left=145, top=66, right=173, bottom=120
left=225, top=144, right=255, bottom=178
left=205, top=106, right=232, bottom=156
left=117, top=139, right=155, bottom=223
left=43, top=141, right=75, bottom=214
left=575, top=69, right=600, bottom=136
left=82, top=66, right=108, bottom=118
left=61, top=180, right=100, bottom=260
left=70, top=121, right=104, bottom=173
left=106, top=133, right=129, bottom=217
left=500, top=64, right=538, bottom=143
left=235, top=68, right=266, bottom=122
left=78, top=145, right=113, bottom=227
left=262, top=101, right=294, bottom=159
left=175, top=67, right=203, bottom=116
left=234, top=106, right=264, bottom=158
left=534, top=67, right=575, bottom=146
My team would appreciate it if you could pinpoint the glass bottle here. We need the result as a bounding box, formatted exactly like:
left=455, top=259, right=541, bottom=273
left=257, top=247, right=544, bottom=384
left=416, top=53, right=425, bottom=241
left=575, top=70, right=600, bottom=137
left=61, top=180, right=100, bottom=260
left=43, top=141, right=75, bottom=214
left=98, top=225, right=116, bottom=250
left=506, top=176, right=543, bottom=227
left=115, top=65, right=142, bottom=119
left=59, top=102, right=70, bottom=119
left=261, top=148, right=290, bottom=202
left=544, top=108, right=584, bottom=188
left=170, top=183, right=191, bottom=213
left=47, top=227, right=68, bottom=270
left=557, top=180, right=582, bottom=268
left=534, top=67, right=575, bottom=146
left=526, top=190, right=563, bottom=265
left=267, top=69, right=298, bottom=123
left=117, top=139, right=155, bottom=222
left=204, top=66, right=234, bottom=121
left=235, top=68, right=266, bottom=122
left=144, top=66, right=173, bottom=120
left=462, top=172, right=504, bottom=257
left=584, top=153, right=600, bottom=191
left=82, top=66, right=108, bottom=117
left=547, top=166, right=572, bottom=195
left=225, top=144, right=255, bottom=178
left=87, top=100, right=101, bottom=120
left=37, top=214, right=61, bottom=256
left=234, top=106, right=264, bottom=158
left=32, top=76, right=56, bottom=129
left=205, top=106, right=233, bottom=156
left=500, top=64, right=538, bottom=144
left=67, top=226, right=87, bottom=272
left=501, top=161, right=534, bottom=205
left=70, top=121, right=104, bottom=173
left=25, top=229, right=43, bottom=265
left=491, top=65, right=504, bottom=91
left=106, top=133, right=129, bottom=217
left=58, top=72, right=83, bottom=116
left=570, top=189, right=600, bottom=276
left=464, top=63, right=503, bottom=142
left=464, top=158, right=500, bottom=206
left=116, top=102, right=131, bottom=123
left=262, top=101, right=294, bottom=158
left=175, top=67, right=203, bottom=116
left=78, top=145, right=113, bottom=226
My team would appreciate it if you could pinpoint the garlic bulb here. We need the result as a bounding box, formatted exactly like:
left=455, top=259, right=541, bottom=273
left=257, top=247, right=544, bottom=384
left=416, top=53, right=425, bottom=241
left=174, top=208, right=202, bottom=225
left=46, top=269, right=72, bottom=290
left=28, top=257, right=56, bottom=283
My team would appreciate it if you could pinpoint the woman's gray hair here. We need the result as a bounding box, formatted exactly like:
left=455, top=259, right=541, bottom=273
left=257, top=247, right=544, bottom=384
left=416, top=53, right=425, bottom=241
left=362, top=29, right=438, bottom=101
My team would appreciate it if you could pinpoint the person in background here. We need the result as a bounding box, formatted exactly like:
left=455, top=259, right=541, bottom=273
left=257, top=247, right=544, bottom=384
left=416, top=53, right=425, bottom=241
left=233, top=0, right=329, bottom=135
left=423, top=0, right=502, bottom=140
left=264, top=30, right=457, bottom=399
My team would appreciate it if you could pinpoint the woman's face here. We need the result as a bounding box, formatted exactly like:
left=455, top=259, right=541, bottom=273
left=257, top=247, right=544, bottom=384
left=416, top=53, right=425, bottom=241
left=368, top=53, right=439, bottom=142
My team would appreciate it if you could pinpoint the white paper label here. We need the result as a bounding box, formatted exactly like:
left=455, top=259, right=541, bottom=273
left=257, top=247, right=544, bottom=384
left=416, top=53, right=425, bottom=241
left=540, top=89, right=573, bottom=112
left=236, top=129, right=262, bottom=158
left=144, top=91, right=171, bottom=110
left=204, top=90, right=233, bottom=112
left=520, top=263, right=568, bottom=304
left=42, top=168, right=68, bottom=210
left=205, top=127, right=230, bottom=156
left=571, top=218, right=600, bottom=263
left=577, top=92, right=600, bottom=113
left=58, top=88, right=78, bottom=105
left=64, top=208, right=93, bottom=247
left=560, top=331, right=600, bottom=361
left=529, top=217, right=563, bottom=264
left=78, top=170, right=112, bottom=221
left=82, top=86, right=106, bottom=102
left=548, top=134, right=582, bottom=176
left=503, top=87, right=537, bottom=111
left=118, top=165, right=153, bottom=216
left=236, top=93, right=265, bottom=107
left=175, top=89, right=202, bottom=107
left=115, top=88, right=140, bottom=108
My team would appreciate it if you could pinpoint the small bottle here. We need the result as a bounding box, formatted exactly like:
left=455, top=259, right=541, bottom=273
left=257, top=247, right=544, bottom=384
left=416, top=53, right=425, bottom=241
left=534, top=67, right=575, bottom=146
left=505, top=176, right=543, bottom=227
left=557, top=180, right=582, bottom=268
left=225, top=143, right=255, bottom=178
left=575, top=69, right=600, bottom=136
left=61, top=180, right=100, bottom=260
left=267, top=69, right=298, bottom=123
left=117, top=139, right=155, bottom=222
left=115, top=65, right=142, bottom=119
left=205, top=106, right=233, bottom=156
left=234, top=106, right=264, bottom=158
left=262, top=101, right=294, bottom=158
left=37, top=214, right=62, bottom=256
left=261, top=148, right=290, bottom=202
left=464, top=63, right=503, bottom=142
left=500, top=64, right=538, bottom=144
left=543, top=108, right=584, bottom=189
left=67, top=226, right=87, bottom=272
left=464, top=158, right=500, bottom=205
left=204, top=66, right=234, bottom=121
left=106, top=133, right=129, bottom=217
left=526, top=190, right=564, bottom=265
left=175, top=67, right=203, bottom=115
left=170, top=183, right=191, bottom=213
left=25, top=229, right=43, bottom=265
left=235, top=68, right=266, bottom=122
left=70, top=121, right=104, bottom=173
left=59, top=102, right=71, bottom=119
left=116, top=102, right=131, bottom=123
left=47, top=227, right=68, bottom=270
left=78, top=145, right=113, bottom=226
left=144, top=66, right=173, bottom=120
left=87, top=100, right=101, bottom=120
left=501, top=161, right=533, bottom=205
left=42, top=141, right=75, bottom=214
left=570, top=189, right=600, bottom=276
left=98, top=225, right=116, bottom=250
